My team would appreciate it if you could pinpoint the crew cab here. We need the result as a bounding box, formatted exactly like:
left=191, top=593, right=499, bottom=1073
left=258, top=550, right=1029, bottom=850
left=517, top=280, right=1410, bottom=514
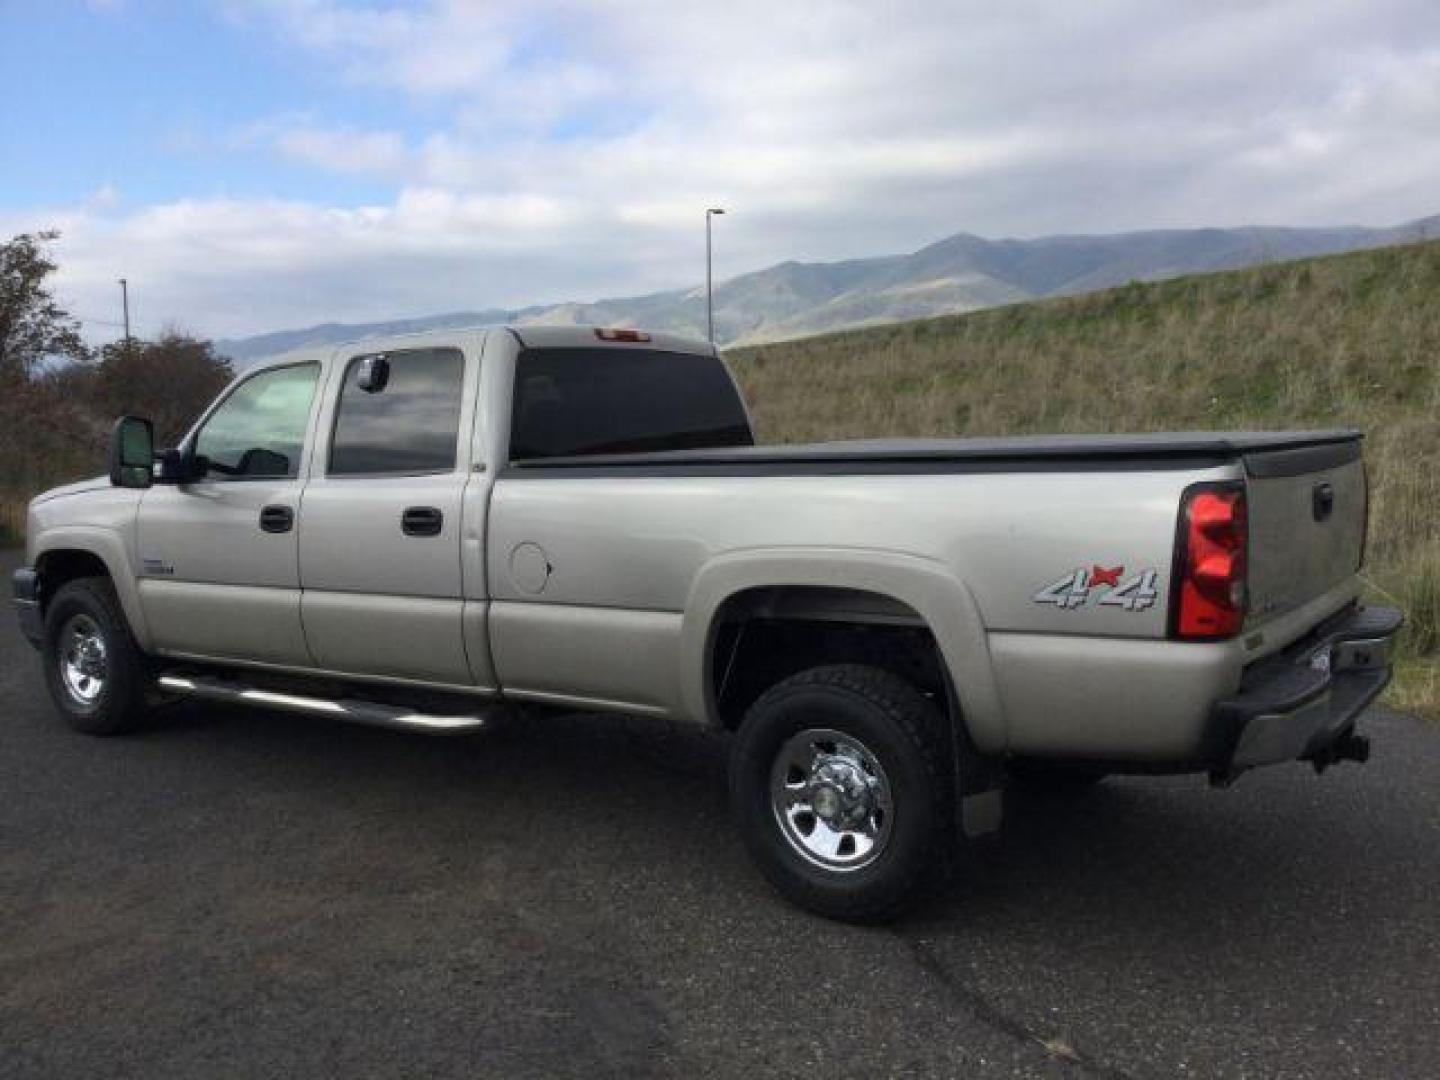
left=12, top=325, right=1402, bottom=921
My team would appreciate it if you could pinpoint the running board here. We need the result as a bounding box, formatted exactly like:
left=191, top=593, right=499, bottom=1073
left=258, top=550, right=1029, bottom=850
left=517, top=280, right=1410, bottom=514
left=156, top=674, right=491, bottom=735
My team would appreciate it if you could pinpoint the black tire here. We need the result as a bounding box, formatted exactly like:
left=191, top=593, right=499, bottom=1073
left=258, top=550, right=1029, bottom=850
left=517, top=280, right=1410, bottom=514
left=729, top=664, right=953, bottom=923
left=42, top=576, right=151, bottom=736
left=1007, top=761, right=1109, bottom=796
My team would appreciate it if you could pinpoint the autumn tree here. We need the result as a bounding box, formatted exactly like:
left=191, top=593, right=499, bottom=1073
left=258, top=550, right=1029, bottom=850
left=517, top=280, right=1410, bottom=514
left=0, top=231, right=90, bottom=383
left=93, top=331, right=234, bottom=445
left=1, top=232, right=234, bottom=530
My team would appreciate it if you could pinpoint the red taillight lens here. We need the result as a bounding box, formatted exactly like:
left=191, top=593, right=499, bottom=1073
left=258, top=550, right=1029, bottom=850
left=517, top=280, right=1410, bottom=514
left=1173, top=485, right=1248, bottom=639
left=595, top=328, right=651, bottom=342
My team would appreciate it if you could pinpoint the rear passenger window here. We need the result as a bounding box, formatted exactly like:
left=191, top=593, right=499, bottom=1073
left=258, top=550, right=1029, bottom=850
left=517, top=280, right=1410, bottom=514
left=329, top=347, right=465, bottom=475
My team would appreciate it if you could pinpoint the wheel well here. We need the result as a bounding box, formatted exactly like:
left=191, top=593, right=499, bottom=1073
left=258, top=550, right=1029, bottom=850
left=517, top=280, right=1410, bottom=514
left=35, top=549, right=111, bottom=610
left=710, top=586, right=950, bottom=731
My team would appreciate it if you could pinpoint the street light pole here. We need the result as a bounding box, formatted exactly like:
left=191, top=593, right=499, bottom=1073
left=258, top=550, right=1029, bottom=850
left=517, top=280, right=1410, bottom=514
left=705, top=208, right=725, bottom=344
left=118, top=278, right=131, bottom=348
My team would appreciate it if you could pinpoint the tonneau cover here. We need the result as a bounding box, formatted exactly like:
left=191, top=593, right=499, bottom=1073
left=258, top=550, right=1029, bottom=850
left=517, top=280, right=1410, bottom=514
left=510, top=429, right=1362, bottom=472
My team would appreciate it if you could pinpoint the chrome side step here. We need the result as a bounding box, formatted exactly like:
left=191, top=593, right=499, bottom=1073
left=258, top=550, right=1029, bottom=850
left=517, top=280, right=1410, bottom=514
left=157, top=674, right=490, bottom=735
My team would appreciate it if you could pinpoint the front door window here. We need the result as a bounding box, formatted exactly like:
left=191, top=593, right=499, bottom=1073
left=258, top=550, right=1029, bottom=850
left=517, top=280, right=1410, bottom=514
left=193, top=364, right=320, bottom=480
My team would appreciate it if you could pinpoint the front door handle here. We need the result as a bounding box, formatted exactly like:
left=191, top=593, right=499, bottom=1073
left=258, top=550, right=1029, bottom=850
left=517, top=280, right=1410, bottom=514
left=401, top=506, right=443, bottom=537
left=259, top=505, right=294, bottom=534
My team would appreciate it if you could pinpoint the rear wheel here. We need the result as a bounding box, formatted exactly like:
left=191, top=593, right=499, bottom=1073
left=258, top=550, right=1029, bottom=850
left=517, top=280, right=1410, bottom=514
left=729, top=664, right=953, bottom=923
left=42, top=577, right=151, bottom=735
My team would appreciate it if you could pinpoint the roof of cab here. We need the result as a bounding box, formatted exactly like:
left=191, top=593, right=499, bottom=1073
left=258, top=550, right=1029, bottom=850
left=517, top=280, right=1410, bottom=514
left=242, top=324, right=716, bottom=372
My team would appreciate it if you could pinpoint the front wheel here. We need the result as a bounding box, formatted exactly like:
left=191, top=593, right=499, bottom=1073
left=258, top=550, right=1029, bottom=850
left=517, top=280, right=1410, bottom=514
left=729, top=664, right=953, bottom=923
left=42, top=577, right=152, bottom=735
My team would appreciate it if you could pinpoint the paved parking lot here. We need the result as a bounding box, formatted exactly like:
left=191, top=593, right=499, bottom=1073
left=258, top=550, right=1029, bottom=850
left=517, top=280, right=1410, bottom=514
left=3, top=552, right=1438, bottom=1078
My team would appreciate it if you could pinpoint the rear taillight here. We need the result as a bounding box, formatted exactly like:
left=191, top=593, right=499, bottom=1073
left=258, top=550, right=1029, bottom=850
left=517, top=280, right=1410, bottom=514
left=1171, top=484, right=1248, bottom=640
left=595, top=328, right=651, bottom=342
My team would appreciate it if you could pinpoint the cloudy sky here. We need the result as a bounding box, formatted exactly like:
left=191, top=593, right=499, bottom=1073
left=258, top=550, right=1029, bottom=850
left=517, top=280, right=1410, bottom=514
left=3, top=0, right=1439, bottom=341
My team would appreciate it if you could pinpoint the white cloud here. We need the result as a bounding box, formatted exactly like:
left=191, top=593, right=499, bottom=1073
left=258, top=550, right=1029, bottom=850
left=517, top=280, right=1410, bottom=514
left=13, top=0, right=1440, bottom=340
left=273, top=125, right=411, bottom=176
left=84, top=183, right=122, bottom=211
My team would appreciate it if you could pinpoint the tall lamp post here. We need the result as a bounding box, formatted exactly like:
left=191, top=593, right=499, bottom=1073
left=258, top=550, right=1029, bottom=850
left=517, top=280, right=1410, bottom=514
left=705, top=207, right=725, bottom=344
left=118, top=277, right=131, bottom=349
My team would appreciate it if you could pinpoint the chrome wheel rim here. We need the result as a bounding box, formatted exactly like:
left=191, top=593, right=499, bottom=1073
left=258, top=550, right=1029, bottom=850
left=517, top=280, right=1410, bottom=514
left=770, top=727, right=893, bottom=872
left=59, top=614, right=108, bottom=705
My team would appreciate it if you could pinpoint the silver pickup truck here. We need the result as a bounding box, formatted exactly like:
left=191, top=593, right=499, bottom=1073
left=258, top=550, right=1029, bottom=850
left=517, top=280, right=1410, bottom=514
left=12, top=325, right=1402, bottom=920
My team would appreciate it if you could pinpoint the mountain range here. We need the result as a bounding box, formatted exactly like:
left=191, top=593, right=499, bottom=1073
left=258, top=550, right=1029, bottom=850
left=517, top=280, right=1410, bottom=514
left=219, top=215, right=1440, bottom=363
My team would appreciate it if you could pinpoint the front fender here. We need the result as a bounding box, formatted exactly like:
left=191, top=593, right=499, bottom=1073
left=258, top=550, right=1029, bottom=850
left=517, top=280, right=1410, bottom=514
left=680, top=547, right=1008, bottom=753
left=33, top=525, right=151, bottom=652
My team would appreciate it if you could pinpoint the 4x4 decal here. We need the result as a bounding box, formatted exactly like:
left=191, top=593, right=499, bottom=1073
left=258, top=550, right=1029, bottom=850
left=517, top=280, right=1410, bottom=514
left=1033, top=566, right=1159, bottom=612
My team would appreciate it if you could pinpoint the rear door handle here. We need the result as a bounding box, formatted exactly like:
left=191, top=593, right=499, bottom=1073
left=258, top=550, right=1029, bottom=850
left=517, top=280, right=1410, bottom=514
left=401, top=506, right=444, bottom=537
left=259, top=505, right=294, bottom=534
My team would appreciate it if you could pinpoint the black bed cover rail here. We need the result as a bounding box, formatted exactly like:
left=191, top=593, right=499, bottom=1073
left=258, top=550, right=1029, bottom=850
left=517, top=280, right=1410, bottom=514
left=506, top=429, right=1362, bottom=478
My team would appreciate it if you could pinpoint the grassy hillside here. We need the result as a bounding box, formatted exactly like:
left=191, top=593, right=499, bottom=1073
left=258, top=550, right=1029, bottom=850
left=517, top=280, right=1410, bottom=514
left=730, top=240, right=1440, bottom=717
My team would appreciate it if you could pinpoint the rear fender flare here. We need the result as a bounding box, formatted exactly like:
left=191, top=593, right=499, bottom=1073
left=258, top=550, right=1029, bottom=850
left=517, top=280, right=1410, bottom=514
left=680, top=548, right=1007, bottom=752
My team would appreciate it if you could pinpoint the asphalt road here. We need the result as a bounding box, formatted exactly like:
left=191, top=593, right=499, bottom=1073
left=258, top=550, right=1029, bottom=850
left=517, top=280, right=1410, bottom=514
left=3, top=552, right=1438, bottom=1078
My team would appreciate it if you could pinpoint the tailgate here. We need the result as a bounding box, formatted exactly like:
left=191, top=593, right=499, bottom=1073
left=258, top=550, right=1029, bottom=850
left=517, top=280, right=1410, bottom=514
left=1244, top=439, right=1366, bottom=628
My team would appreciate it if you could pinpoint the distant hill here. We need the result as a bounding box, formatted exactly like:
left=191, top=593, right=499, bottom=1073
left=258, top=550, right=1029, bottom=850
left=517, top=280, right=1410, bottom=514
left=218, top=215, right=1440, bottom=363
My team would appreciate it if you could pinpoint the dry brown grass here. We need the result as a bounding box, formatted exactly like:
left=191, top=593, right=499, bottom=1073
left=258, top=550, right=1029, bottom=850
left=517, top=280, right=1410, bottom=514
left=1, top=374, right=107, bottom=550
left=731, top=241, right=1440, bottom=717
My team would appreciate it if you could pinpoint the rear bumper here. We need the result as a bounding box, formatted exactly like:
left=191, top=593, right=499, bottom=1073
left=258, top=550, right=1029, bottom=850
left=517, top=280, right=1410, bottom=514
left=12, top=567, right=42, bottom=648
left=1206, top=605, right=1402, bottom=778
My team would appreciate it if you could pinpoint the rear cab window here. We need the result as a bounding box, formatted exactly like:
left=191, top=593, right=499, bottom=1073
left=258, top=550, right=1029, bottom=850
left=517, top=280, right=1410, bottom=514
left=509, top=348, right=753, bottom=460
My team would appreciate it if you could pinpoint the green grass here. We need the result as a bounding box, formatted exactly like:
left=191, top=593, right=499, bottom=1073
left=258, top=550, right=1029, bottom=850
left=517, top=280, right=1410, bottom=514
left=730, top=240, right=1440, bottom=718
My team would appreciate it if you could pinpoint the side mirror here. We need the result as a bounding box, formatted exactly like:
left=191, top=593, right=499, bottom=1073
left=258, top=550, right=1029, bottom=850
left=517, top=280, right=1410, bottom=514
left=356, top=354, right=390, bottom=393
left=109, top=416, right=154, bottom=489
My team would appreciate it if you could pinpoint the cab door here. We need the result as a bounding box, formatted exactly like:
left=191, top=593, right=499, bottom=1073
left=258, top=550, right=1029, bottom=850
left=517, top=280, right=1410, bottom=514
left=297, top=340, right=483, bottom=685
left=137, top=360, right=324, bottom=665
